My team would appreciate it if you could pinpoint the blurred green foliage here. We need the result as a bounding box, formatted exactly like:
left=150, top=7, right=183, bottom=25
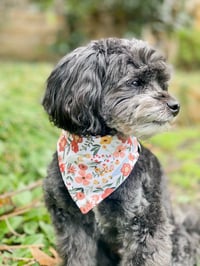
left=174, top=29, right=200, bottom=70
left=0, top=63, right=58, bottom=191
left=32, top=0, right=189, bottom=52
left=0, top=62, right=58, bottom=265
left=149, top=128, right=200, bottom=202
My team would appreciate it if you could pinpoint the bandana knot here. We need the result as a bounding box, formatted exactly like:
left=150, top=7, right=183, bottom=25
left=57, top=131, right=140, bottom=214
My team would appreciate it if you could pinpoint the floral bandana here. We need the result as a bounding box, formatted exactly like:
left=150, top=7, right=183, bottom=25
left=57, top=131, right=140, bottom=214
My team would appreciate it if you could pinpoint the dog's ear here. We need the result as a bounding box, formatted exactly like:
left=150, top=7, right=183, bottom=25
left=42, top=44, right=107, bottom=135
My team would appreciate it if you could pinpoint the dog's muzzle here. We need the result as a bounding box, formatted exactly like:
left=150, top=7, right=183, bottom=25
left=167, top=98, right=180, bottom=117
left=153, top=92, right=180, bottom=117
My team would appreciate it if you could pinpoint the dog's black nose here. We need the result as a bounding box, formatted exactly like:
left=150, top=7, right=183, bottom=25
left=167, top=99, right=180, bottom=116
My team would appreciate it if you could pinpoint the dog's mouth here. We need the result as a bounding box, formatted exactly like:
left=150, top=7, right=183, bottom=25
left=152, top=120, right=169, bottom=126
left=151, top=115, right=177, bottom=126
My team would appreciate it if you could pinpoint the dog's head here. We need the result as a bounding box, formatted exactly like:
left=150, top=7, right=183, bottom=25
left=42, top=38, right=180, bottom=139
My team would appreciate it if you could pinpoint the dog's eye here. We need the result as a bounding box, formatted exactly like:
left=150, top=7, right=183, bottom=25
left=162, top=83, right=168, bottom=91
left=126, top=79, right=142, bottom=88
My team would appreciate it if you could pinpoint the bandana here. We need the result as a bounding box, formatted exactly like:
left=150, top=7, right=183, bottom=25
left=57, top=131, right=140, bottom=214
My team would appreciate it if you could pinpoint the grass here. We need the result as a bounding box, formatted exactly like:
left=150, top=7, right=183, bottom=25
left=148, top=127, right=200, bottom=203
left=0, top=62, right=58, bottom=265
left=0, top=61, right=199, bottom=265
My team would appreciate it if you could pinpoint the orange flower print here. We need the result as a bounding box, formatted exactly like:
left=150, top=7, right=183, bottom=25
left=91, top=194, right=100, bottom=205
left=93, top=179, right=99, bottom=185
left=101, top=188, right=114, bottom=199
left=58, top=155, right=62, bottom=163
left=109, top=164, right=114, bottom=171
left=94, top=167, right=100, bottom=173
left=75, top=170, right=92, bottom=186
left=80, top=201, right=93, bottom=214
left=100, top=136, right=112, bottom=145
left=117, top=135, right=128, bottom=143
left=127, top=137, right=133, bottom=145
left=59, top=163, right=65, bottom=172
left=121, top=163, right=132, bottom=176
left=128, top=153, right=135, bottom=161
left=78, top=163, right=88, bottom=171
left=58, top=135, right=67, bottom=152
left=113, top=145, right=126, bottom=158
left=76, top=192, right=85, bottom=200
left=70, top=135, right=83, bottom=152
left=71, top=141, right=79, bottom=153
left=67, top=165, right=76, bottom=174
left=115, top=159, right=120, bottom=165
left=73, top=135, right=83, bottom=143
left=102, top=178, right=108, bottom=183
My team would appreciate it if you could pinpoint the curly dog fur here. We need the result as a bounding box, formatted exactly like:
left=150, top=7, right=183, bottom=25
left=42, top=38, right=200, bottom=266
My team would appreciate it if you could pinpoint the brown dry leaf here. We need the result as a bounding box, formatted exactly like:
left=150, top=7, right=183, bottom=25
left=49, top=247, right=61, bottom=261
left=0, top=196, right=14, bottom=209
left=30, top=247, right=60, bottom=266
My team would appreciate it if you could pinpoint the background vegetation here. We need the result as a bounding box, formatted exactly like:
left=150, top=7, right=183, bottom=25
left=0, top=0, right=200, bottom=265
left=33, top=0, right=192, bottom=60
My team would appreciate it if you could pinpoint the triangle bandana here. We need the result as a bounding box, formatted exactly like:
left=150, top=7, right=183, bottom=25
left=57, top=131, right=140, bottom=214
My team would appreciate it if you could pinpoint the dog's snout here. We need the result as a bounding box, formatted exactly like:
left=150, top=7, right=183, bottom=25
left=167, top=99, right=180, bottom=116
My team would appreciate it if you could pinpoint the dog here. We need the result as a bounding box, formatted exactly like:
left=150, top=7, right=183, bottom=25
left=42, top=38, right=200, bottom=266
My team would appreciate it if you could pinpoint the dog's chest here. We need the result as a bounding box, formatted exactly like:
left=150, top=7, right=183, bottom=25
left=93, top=207, right=115, bottom=234
left=93, top=206, right=122, bottom=252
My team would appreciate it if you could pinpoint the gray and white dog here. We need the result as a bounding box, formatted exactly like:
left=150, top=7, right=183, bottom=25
left=42, top=38, right=200, bottom=266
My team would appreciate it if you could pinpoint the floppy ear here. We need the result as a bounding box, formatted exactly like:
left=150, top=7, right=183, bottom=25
left=42, top=44, right=107, bottom=135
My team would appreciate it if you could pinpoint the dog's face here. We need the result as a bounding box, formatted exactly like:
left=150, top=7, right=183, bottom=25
left=43, top=38, right=180, bottom=139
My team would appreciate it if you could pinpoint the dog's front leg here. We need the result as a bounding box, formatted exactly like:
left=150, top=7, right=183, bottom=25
left=55, top=221, right=97, bottom=266
left=118, top=215, right=172, bottom=266
left=43, top=155, right=98, bottom=266
left=44, top=195, right=98, bottom=266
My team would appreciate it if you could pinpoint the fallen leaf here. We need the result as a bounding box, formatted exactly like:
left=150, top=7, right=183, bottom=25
left=30, top=247, right=60, bottom=266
